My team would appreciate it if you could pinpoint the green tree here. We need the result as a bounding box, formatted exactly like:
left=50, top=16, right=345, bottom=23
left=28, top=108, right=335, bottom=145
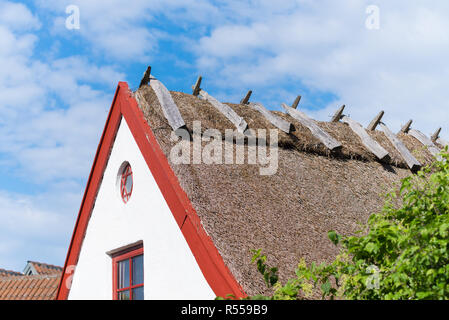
left=249, top=149, right=449, bottom=300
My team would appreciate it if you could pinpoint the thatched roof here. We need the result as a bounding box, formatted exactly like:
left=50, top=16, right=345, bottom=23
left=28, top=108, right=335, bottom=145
left=134, top=85, right=435, bottom=296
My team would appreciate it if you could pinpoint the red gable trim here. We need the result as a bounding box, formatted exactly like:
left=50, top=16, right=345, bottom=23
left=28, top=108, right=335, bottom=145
left=56, top=84, right=122, bottom=300
left=56, top=82, right=246, bottom=300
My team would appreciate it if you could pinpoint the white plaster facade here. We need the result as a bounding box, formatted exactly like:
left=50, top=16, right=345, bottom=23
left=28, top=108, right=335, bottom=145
left=68, top=117, right=215, bottom=300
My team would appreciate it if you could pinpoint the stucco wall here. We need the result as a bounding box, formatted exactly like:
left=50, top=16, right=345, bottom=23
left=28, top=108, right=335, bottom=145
left=68, top=117, right=215, bottom=300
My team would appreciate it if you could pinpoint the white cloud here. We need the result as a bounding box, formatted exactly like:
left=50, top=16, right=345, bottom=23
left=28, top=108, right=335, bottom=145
left=34, top=0, right=227, bottom=61
left=0, top=190, right=76, bottom=271
left=0, top=1, right=125, bottom=270
left=33, top=0, right=156, bottom=61
left=0, top=1, right=41, bottom=31
left=193, top=0, right=449, bottom=138
left=0, top=192, right=70, bottom=238
left=0, top=8, right=125, bottom=181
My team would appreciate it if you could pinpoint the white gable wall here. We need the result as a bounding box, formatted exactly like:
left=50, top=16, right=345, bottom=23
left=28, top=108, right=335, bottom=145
left=68, top=117, right=215, bottom=300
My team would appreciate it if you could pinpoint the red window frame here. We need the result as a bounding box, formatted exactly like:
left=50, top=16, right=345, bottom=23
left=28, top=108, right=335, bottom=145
left=120, top=164, right=133, bottom=203
left=112, top=245, right=143, bottom=300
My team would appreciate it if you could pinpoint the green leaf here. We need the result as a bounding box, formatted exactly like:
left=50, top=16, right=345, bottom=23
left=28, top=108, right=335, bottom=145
left=365, top=242, right=378, bottom=253
left=321, top=280, right=331, bottom=294
left=328, top=230, right=341, bottom=246
left=416, top=292, right=431, bottom=299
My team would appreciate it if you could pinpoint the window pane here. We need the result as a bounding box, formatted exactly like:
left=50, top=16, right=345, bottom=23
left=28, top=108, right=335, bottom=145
left=118, top=290, right=130, bottom=300
left=132, top=255, right=144, bottom=285
left=125, top=174, right=132, bottom=193
left=132, top=286, right=144, bottom=300
left=117, top=259, right=129, bottom=289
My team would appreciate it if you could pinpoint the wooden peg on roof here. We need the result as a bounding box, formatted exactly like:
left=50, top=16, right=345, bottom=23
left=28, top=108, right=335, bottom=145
left=431, top=127, right=442, bottom=142
left=400, top=119, right=413, bottom=134
left=367, top=111, right=385, bottom=131
left=291, top=95, right=301, bottom=109
left=139, top=66, right=152, bottom=88
left=331, top=105, right=345, bottom=122
left=192, top=76, right=202, bottom=96
left=240, top=90, right=252, bottom=105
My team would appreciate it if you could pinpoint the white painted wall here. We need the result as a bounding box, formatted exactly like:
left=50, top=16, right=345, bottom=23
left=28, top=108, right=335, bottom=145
left=68, top=117, right=215, bottom=300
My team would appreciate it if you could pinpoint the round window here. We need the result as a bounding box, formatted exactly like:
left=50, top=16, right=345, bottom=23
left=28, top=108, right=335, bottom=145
left=120, top=163, right=133, bottom=203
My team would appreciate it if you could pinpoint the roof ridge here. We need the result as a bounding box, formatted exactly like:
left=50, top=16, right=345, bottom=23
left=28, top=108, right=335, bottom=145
left=0, top=268, right=23, bottom=276
left=149, top=88, right=435, bottom=169
left=0, top=274, right=60, bottom=282
left=27, top=261, right=63, bottom=270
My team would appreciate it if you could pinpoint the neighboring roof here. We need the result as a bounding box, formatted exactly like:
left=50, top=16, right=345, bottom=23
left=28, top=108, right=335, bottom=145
left=134, top=84, right=436, bottom=296
left=0, top=262, right=62, bottom=300
left=0, top=275, right=60, bottom=300
left=0, top=269, right=22, bottom=277
left=24, top=261, right=63, bottom=276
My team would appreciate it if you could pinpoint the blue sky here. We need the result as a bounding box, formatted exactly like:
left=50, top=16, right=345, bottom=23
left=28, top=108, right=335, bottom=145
left=1, top=0, right=449, bottom=272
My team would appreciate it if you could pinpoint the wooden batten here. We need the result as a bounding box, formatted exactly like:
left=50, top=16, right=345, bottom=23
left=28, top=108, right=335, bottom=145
left=431, top=127, right=442, bottom=142
left=291, top=95, right=301, bottom=109
left=139, top=66, right=152, bottom=88
left=282, top=103, right=341, bottom=150
left=399, top=120, right=413, bottom=134
left=379, top=123, right=421, bottom=171
left=367, top=111, right=384, bottom=131
left=249, top=102, right=292, bottom=133
left=191, top=77, right=248, bottom=133
left=331, top=105, right=345, bottom=122
left=240, top=90, right=252, bottom=105
left=149, top=77, right=186, bottom=131
left=192, top=76, right=202, bottom=96
left=408, top=129, right=441, bottom=157
left=342, top=116, right=390, bottom=161
left=197, top=89, right=248, bottom=133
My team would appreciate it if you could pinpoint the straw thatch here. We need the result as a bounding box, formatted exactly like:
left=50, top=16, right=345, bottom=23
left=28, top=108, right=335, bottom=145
left=397, top=132, right=435, bottom=166
left=134, top=85, right=434, bottom=297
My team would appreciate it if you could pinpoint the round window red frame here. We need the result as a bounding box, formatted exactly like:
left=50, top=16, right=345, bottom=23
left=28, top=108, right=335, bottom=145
left=120, top=164, right=133, bottom=203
